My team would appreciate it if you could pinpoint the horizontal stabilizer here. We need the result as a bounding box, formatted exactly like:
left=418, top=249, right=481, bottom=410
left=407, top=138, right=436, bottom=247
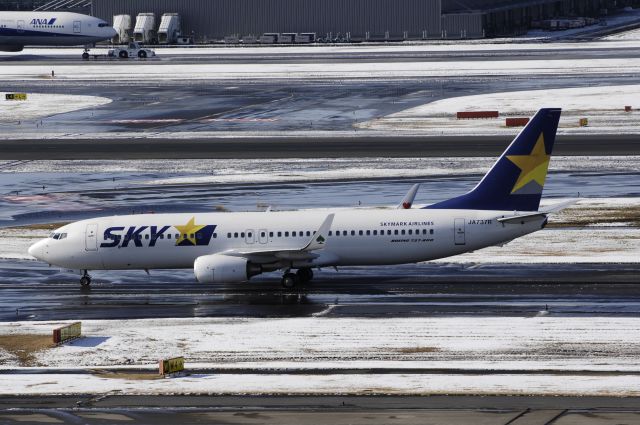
left=497, top=199, right=578, bottom=224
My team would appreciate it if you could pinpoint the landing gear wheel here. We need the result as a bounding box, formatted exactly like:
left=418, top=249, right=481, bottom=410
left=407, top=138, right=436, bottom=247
left=281, top=272, right=298, bottom=289
left=80, top=275, right=91, bottom=287
left=82, top=52, right=90, bottom=60
left=138, top=50, right=147, bottom=59
left=119, top=50, right=128, bottom=59
left=296, top=268, right=313, bottom=284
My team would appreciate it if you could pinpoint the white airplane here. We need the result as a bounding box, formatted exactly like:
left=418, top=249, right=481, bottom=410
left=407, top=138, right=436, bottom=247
left=29, top=108, right=571, bottom=288
left=0, top=11, right=116, bottom=57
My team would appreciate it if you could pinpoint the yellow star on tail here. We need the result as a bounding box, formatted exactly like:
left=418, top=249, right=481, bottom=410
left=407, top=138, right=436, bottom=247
left=174, top=217, right=206, bottom=245
left=506, top=133, right=550, bottom=194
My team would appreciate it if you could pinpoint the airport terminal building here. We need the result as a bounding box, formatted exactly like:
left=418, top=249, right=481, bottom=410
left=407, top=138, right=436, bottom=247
left=0, top=0, right=632, bottom=40
left=89, top=0, right=627, bottom=41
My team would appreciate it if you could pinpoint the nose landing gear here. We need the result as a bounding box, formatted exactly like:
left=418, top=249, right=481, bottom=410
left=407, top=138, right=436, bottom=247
left=80, top=270, right=92, bottom=287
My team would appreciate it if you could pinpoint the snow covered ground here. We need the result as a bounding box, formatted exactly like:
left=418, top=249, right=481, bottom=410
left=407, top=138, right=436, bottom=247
left=5, top=372, right=640, bottom=396
left=0, top=93, right=111, bottom=123
left=360, top=85, right=640, bottom=136
left=605, top=27, right=640, bottom=40
left=0, top=92, right=111, bottom=124
left=2, top=57, right=640, bottom=82
left=2, top=155, right=637, bottom=177
left=2, top=316, right=640, bottom=395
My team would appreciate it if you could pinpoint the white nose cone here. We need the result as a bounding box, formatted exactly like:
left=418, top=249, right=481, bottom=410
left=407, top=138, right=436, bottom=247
left=28, top=240, right=45, bottom=260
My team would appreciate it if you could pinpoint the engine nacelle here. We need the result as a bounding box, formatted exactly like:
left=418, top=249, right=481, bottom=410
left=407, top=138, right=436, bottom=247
left=194, top=254, right=261, bottom=283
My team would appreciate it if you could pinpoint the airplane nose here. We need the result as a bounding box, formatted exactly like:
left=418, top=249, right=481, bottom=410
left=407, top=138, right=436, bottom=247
left=28, top=240, right=46, bottom=260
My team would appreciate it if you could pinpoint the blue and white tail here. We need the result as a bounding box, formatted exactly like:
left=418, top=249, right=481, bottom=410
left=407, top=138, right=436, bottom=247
left=425, top=108, right=561, bottom=212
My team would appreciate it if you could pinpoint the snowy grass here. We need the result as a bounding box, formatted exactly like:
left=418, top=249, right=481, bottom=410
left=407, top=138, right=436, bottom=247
left=360, top=85, right=640, bottom=136
left=0, top=93, right=111, bottom=122
left=2, top=57, right=640, bottom=82
left=5, top=372, right=640, bottom=396
left=2, top=316, right=640, bottom=395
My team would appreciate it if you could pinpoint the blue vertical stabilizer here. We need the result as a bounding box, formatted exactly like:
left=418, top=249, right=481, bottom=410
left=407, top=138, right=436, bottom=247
left=425, top=108, right=561, bottom=212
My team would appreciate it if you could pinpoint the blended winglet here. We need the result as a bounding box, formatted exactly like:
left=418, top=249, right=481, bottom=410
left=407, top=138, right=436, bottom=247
left=397, top=184, right=420, bottom=209
left=303, top=213, right=335, bottom=251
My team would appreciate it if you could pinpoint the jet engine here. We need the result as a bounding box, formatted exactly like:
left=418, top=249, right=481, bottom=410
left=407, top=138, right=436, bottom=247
left=194, top=254, right=261, bottom=283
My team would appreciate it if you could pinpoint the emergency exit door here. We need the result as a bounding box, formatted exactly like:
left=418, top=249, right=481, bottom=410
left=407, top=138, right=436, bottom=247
left=454, top=218, right=466, bottom=245
left=85, top=223, right=98, bottom=251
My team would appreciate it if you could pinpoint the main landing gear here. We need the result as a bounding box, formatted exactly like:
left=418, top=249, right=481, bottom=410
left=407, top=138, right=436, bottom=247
left=80, top=270, right=92, bottom=287
left=280, top=268, right=314, bottom=289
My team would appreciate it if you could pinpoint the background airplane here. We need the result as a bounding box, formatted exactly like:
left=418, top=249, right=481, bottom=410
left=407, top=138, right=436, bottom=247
left=29, top=108, right=571, bottom=289
left=0, top=11, right=116, bottom=56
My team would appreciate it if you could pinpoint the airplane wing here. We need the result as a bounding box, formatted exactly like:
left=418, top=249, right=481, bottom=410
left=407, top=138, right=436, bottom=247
left=497, top=199, right=579, bottom=224
left=222, top=214, right=335, bottom=261
left=397, top=184, right=420, bottom=209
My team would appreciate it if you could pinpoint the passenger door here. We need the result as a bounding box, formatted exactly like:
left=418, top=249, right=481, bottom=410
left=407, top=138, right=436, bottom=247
left=454, top=218, right=466, bottom=245
left=17, top=20, right=24, bottom=33
left=73, top=20, right=81, bottom=33
left=85, top=223, right=98, bottom=251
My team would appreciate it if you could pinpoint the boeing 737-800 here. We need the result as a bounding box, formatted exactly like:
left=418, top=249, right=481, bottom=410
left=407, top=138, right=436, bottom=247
left=0, top=11, right=116, bottom=55
left=29, top=108, right=571, bottom=288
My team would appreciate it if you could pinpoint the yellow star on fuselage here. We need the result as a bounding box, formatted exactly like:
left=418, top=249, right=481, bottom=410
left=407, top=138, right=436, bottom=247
left=174, top=217, right=206, bottom=246
left=506, top=133, right=550, bottom=194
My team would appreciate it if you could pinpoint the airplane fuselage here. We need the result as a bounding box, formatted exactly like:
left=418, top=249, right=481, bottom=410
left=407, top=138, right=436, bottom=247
left=0, top=11, right=116, bottom=50
left=30, top=208, right=544, bottom=271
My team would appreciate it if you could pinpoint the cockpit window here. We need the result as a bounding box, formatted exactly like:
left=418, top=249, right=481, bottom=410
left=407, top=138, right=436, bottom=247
left=98, top=23, right=109, bottom=27
left=50, top=232, right=67, bottom=240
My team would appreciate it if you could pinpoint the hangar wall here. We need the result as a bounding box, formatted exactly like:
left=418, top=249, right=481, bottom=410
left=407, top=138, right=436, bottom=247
left=93, top=0, right=443, bottom=41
